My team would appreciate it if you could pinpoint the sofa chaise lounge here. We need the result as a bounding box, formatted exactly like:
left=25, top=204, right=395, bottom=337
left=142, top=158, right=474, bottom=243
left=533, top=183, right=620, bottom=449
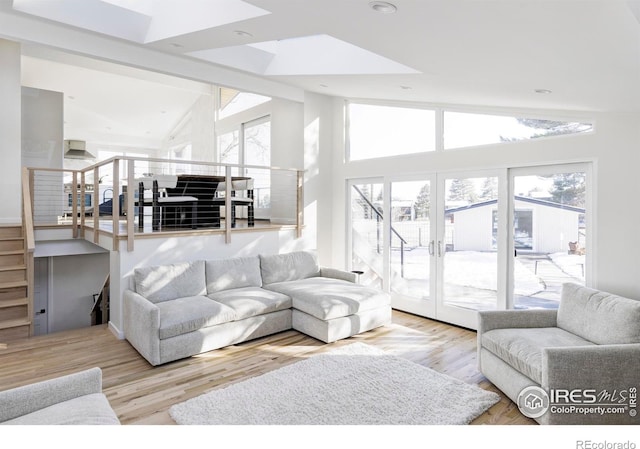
left=477, top=283, right=640, bottom=425
left=124, top=250, right=392, bottom=366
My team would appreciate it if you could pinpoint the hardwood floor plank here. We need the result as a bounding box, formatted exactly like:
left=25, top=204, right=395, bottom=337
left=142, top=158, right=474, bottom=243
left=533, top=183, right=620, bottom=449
left=0, top=310, right=534, bottom=425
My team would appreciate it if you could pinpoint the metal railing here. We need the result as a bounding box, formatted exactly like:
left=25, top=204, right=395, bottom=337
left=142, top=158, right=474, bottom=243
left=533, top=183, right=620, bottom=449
left=25, top=156, right=303, bottom=251
left=352, top=185, right=408, bottom=277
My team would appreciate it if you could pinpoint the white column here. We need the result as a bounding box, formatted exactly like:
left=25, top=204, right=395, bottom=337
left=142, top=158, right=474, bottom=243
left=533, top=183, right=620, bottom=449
left=0, top=39, right=21, bottom=223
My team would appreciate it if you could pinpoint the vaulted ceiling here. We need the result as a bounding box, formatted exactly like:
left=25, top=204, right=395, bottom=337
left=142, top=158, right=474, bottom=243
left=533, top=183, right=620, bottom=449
left=2, top=0, right=640, bottom=113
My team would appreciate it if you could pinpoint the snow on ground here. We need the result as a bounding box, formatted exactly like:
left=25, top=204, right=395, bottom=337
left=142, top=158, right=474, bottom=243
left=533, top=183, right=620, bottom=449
left=390, top=248, right=544, bottom=295
left=549, top=252, right=585, bottom=280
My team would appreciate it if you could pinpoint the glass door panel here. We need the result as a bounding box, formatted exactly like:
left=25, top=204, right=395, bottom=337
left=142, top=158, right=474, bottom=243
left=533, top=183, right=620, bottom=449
left=350, top=181, right=385, bottom=289
left=512, top=169, right=587, bottom=309
left=390, top=180, right=432, bottom=300
left=439, top=175, right=500, bottom=327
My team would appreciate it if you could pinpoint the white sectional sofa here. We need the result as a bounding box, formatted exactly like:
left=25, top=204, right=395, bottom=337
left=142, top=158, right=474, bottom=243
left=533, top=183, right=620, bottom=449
left=124, top=250, right=391, bottom=366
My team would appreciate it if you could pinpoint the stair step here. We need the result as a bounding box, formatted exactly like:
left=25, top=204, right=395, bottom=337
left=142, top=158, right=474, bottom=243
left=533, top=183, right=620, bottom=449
left=0, top=265, right=26, bottom=272
left=0, top=298, right=28, bottom=309
left=0, top=318, right=31, bottom=331
left=0, top=250, right=24, bottom=256
left=0, top=227, right=23, bottom=240
left=0, top=280, right=28, bottom=290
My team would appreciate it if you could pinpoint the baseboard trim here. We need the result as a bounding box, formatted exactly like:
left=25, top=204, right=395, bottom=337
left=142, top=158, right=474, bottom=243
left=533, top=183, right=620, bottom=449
left=108, top=321, right=125, bottom=340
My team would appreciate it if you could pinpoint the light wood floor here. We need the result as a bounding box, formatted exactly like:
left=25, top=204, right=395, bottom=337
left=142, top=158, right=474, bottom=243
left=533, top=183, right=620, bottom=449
left=0, top=310, right=534, bottom=425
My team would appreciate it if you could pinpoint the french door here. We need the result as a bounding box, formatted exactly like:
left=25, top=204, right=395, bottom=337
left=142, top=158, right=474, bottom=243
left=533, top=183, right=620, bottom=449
left=348, top=163, right=591, bottom=330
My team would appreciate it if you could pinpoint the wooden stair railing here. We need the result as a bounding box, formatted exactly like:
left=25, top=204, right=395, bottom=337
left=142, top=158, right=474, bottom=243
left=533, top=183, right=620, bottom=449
left=91, top=274, right=110, bottom=326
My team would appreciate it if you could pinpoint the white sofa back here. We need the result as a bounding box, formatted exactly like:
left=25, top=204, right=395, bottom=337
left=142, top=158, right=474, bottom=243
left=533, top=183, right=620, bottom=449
left=132, top=251, right=322, bottom=302
left=558, top=283, right=640, bottom=344
left=205, top=256, right=262, bottom=293
left=259, top=251, right=320, bottom=285
left=134, top=260, right=206, bottom=304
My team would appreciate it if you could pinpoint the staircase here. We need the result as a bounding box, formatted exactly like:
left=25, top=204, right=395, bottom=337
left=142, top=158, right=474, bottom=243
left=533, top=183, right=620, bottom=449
left=0, top=225, right=32, bottom=342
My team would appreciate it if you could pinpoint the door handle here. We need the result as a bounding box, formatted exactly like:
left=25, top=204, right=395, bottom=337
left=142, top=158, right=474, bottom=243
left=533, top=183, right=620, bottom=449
left=437, top=241, right=443, bottom=257
left=429, top=240, right=435, bottom=256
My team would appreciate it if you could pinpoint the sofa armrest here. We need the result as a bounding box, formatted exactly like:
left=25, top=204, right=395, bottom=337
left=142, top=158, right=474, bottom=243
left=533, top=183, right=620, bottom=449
left=0, top=367, right=102, bottom=423
left=320, top=267, right=357, bottom=283
left=123, top=289, right=161, bottom=366
left=478, top=309, right=558, bottom=334
left=543, top=343, right=640, bottom=391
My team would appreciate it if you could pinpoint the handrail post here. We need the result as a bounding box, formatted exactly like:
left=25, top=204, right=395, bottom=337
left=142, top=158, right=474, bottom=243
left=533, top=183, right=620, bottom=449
left=112, top=159, right=120, bottom=251
left=126, top=159, right=135, bottom=251
left=80, top=171, right=86, bottom=238
left=93, top=167, right=99, bottom=243
left=71, top=171, right=78, bottom=238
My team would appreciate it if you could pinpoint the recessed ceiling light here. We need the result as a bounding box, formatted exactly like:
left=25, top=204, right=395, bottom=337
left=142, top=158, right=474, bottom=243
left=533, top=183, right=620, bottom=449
left=319, top=84, right=328, bottom=88
left=67, top=95, right=75, bottom=100
left=234, top=30, right=253, bottom=38
left=369, top=1, right=397, bottom=14
left=534, top=89, right=552, bottom=94
left=400, top=85, right=411, bottom=90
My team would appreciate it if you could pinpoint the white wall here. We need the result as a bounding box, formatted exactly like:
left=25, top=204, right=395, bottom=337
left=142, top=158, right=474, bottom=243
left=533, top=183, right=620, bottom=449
left=303, top=92, right=335, bottom=266
left=0, top=39, right=22, bottom=223
left=48, top=252, right=110, bottom=333
left=327, top=103, right=640, bottom=299
left=269, top=97, right=304, bottom=225
left=21, top=86, right=64, bottom=222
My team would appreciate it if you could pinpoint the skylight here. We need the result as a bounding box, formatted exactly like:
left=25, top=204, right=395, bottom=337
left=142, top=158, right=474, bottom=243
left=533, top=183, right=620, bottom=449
left=188, top=34, right=420, bottom=76
left=12, top=0, right=270, bottom=44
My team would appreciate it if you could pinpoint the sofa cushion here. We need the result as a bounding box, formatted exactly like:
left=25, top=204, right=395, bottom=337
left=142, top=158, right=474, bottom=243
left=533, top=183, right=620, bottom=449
left=1, top=393, right=120, bottom=425
left=264, top=277, right=390, bottom=320
left=205, top=257, right=262, bottom=294
left=156, top=296, right=236, bottom=339
left=481, top=327, right=595, bottom=384
left=259, top=251, right=320, bottom=285
left=135, top=260, right=206, bottom=304
left=208, top=287, right=292, bottom=320
left=558, top=283, right=640, bottom=344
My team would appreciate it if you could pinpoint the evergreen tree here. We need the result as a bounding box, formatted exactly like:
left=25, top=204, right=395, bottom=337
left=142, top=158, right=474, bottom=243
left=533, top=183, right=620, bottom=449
left=479, top=177, right=498, bottom=201
left=447, top=178, right=478, bottom=203
left=414, top=183, right=431, bottom=218
left=550, top=173, right=585, bottom=207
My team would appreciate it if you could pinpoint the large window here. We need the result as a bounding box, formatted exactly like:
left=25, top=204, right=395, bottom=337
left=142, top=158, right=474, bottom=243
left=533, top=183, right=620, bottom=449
left=347, top=103, right=436, bottom=161
left=444, top=112, right=593, bottom=150
left=346, top=102, right=594, bottom=161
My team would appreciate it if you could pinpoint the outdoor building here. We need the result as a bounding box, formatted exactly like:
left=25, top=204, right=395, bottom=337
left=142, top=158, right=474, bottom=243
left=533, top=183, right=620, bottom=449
left=445, top=196, right=585, bottom=254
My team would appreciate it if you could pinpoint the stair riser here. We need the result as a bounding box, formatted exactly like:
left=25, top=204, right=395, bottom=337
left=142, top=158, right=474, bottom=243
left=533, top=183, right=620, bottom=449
left=0, top=227, right=22, bottom=239
left=0, top=270, right=26, bottom=283
left=0, top=305, right=28, bottom=321
left=0, top=240, right=23, bottom=252
left=0, top=325, right=29, bottom=341
left=0, top=287, right=27, bottom=301
left=0, top=254, right=24, bottom=266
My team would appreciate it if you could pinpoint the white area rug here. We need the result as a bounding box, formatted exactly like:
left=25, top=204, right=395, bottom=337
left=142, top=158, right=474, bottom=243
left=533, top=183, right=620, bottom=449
left=169, top=342, right=499, bottom=425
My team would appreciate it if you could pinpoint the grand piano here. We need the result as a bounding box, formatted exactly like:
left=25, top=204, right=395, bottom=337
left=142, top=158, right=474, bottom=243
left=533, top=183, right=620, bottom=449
left=159, top=174, right=252, bottom=229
